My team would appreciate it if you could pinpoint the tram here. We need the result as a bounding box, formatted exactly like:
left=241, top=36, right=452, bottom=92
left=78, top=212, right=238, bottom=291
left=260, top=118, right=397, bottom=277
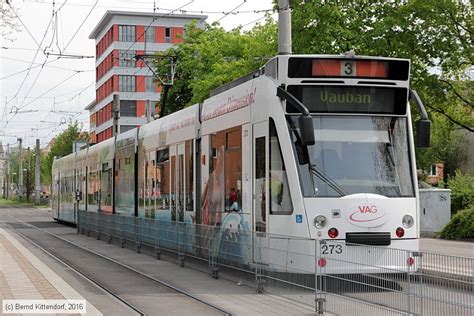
left=52, top=54, right=430, bottom=273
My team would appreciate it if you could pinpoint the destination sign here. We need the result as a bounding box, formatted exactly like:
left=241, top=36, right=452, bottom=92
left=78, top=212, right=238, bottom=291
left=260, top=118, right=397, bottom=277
left=286, top=86, right=408, bottom=114
left=288, top=58, right=409, bottom=80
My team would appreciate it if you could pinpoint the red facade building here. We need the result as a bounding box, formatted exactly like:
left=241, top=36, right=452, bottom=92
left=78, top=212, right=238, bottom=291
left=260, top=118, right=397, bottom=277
left=87, top=11, right=206, bottom=143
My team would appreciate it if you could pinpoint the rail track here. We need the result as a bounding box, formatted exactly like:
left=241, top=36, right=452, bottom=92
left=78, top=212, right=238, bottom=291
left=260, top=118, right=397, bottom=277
left=4, top=214, right=231, bottom=316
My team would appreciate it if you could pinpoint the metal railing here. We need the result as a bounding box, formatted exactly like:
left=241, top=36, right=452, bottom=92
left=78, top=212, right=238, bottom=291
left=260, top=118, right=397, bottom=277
left=77, top=211, right=473, bottom=315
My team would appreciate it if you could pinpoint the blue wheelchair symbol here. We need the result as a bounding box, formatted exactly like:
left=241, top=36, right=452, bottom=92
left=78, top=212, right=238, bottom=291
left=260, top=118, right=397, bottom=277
left=295, top=214, right=303, bottom=224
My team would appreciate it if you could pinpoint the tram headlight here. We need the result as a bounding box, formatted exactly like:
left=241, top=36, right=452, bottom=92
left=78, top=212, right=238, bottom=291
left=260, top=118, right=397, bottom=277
left=313, top=215, right=327, bottom=229
left=402, top=214, right=414, bottom=229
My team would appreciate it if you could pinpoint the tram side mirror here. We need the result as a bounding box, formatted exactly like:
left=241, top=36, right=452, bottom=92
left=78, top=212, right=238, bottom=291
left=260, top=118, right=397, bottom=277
left=416, top=119, right=431, bottom=148
left=298, top=115, right=315, bottom=146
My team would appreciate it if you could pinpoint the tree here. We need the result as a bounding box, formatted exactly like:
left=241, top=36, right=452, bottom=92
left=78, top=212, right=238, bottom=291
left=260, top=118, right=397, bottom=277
left=416, top=113, right=468, bottom=176
left=291, top=0, right=473, bottom=175
left=290, top=0, right=473, bottom=130
left=42, top=121, right=86, bottom=185
left=152, top=1, right=472, bottom=175
left=6, top=145, right=38, bottom=200
left=153, top=18, right=278, bottom=114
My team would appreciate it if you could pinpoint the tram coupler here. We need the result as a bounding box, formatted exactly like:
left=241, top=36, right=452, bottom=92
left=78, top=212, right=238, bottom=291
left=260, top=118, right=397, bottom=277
left=315, top=297, right=326, bottom=315
left=137, top=243, right=141, bottom=253
left=155, top=247, right=161, bottom=260
left=179, top=254, right=185, bottom=267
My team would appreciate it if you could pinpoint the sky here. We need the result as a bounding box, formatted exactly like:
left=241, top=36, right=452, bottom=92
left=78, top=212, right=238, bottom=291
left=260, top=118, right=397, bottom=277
left=0, top=0, right=275, bottom=149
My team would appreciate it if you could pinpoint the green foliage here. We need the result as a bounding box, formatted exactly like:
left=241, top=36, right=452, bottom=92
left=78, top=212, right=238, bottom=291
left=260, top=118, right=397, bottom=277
left=7, top=145, right=37, bottom=197
left=449, top=170, right=474, bottom=213
left=153, top=18, right=277, bottom=114
left=0, top=198, right=21, bottom=207
left=416, top=114, right=468, bottom=176
left=439, top=206, right=474, bottom=240
left=291, top=0, right=473, bottom=170
left=42, top=121, right=86, bottom=185
left=0, top=198, right=47, bottom=208
left=152, top=1, right=472, bottom=175
left=291, top=0, right=472, bottom=77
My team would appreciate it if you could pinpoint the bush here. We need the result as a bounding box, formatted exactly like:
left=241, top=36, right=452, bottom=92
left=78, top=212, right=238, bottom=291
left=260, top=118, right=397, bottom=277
left=448, top=170, right=474, bottom=213
left=439, top=206, right=474, bottom=240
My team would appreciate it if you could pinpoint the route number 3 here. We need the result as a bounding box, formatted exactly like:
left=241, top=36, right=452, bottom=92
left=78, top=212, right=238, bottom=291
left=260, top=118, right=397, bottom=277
left=342, top=61, right=356, bottom=76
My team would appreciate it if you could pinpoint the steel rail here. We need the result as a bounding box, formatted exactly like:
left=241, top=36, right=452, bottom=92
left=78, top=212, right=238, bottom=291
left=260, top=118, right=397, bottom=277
left=6, top=216, right=232, bottom=316
left=5, top=221, right=145, bottom=316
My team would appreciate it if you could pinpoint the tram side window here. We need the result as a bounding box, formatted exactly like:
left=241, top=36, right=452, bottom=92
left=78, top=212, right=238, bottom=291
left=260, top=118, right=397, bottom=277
left=101, top=163, right=113, bottom=213
left=205, top=127, right=242, bottom=222
left=60, top=176, right=65, bottom=204
left=156, top=148, right=170, bottom=210
left=88, top=171, right=98, bottom=208
left=269, top=119, right=293, bottom=215
left=225, top=128, right=242, bottom=211
left=255, top=137, right=266, bottom=232
left=52, top=173, right=59, bottom=209
left=62, top=176, right=69, bottom=204
left=185, top=140, right=194, bottom=213
left=145, top=157, right=156, bottom=218
left=67, top=175, right=73, bottom=203
left=204, top=131, right=226, bottom=225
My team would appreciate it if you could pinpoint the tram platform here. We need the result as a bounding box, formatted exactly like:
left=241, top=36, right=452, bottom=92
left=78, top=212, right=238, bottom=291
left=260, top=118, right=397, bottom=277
left=1, top=207, right=471, bottom=315
left=0, top=228, right=102, bottom=315
left=1, top=207, right=318, bottom=315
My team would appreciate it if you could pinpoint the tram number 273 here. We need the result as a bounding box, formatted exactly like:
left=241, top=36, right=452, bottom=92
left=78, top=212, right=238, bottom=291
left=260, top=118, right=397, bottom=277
left=321, top=244, right=343, bottom=255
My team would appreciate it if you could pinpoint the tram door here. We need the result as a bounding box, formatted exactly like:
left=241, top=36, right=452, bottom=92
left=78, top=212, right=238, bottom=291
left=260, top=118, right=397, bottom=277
left=170, top=143, right=186, bottom=222
left=253, top=122, right=269, bottom=261
left=52, top=173, right=60, bottom=219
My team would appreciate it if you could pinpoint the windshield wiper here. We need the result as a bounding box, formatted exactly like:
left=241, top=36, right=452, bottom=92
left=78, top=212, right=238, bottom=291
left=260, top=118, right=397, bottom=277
left=384, top=118, right=402, bottom=196
left=309, top=163, right=347, bottom=197
left=386, top=118, right=396, bottom=167
left=288, top=119, right=347, bottom=197
left=385, top=143, right=396, bottom=167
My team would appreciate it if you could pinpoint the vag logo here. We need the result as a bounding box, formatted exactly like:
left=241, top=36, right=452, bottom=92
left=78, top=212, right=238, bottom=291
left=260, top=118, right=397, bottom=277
left=347, top=204, right=387, bottom=227
left=358, top=205, right=378, bottom=213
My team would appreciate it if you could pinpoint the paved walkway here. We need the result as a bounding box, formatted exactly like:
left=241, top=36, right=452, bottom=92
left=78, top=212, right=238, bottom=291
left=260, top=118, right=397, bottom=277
left=2, top=207, right=471, bottom=315
left=420, top=238, right=473, bottom=258
left=0, top=228, right=101, bottom=315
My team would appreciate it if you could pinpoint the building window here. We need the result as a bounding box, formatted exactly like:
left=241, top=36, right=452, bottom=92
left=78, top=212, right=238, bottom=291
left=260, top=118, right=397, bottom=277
left=118, top=50, right=135, bottom=67
left=145, top=26, right=155, bottom=43
left=120, top=100, right=136, bottom=116
left=119, top=25, right=136, bottom=42
left=118, top=75, right=135, bottom=92
left=145, top=76, right=155, bottom=92
left=165, top=27, right=171, bottom=43
left=120, top=125, right=135, bottom=133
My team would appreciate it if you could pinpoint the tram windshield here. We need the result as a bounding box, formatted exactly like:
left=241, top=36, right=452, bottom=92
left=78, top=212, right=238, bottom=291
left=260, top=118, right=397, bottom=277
left=288, top=116, right=415, bottom=198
